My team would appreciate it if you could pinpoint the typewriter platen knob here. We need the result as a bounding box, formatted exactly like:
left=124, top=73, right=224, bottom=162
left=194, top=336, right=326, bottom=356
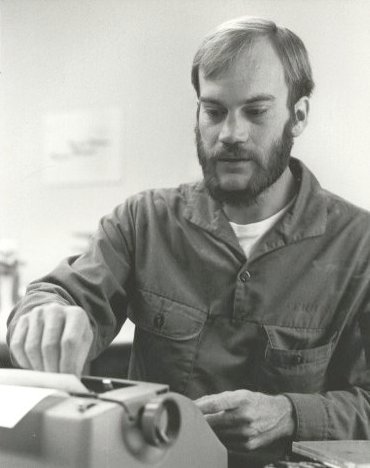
left=141, top=396, right=181, bottom=447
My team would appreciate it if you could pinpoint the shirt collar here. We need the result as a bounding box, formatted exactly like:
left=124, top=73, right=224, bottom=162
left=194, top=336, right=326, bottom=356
left=183, top=157, right=328, bottom=254
left=183, top=181, right=242, bottom=254
left=275, top=158, right=328, bottom=241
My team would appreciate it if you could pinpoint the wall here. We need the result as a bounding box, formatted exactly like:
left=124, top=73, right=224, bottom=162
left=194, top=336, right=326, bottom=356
left=0, top=0, right=369, bottom=286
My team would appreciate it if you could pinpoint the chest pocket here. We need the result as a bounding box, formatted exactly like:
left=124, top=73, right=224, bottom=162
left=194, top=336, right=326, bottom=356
left=127, top=289, right=207, bottom=393
left=256, top=324, right=337, bottom=393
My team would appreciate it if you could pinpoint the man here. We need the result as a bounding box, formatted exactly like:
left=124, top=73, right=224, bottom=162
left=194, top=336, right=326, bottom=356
left=7, top=16, right=370, bottom=462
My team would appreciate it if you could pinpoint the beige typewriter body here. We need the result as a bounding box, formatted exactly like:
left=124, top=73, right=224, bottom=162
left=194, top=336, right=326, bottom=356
left=0, top=370, right=227, bottom=468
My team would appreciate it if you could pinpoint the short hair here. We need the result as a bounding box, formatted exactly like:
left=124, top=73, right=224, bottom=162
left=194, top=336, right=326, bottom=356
left=191, top=16, right=314, bottom=109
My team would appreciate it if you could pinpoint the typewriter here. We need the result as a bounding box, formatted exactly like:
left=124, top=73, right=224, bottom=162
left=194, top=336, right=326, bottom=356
left=0, top=369, right=227, bottom=468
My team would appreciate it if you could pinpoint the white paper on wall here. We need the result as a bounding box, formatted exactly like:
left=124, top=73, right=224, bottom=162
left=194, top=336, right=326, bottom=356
left=43, top=108, right=124, bottom=185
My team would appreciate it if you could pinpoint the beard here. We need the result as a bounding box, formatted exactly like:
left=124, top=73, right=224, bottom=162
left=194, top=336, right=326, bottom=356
left=195, top=118, right=294, bottom=206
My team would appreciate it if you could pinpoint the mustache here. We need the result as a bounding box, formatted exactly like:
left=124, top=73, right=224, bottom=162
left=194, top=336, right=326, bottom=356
left=210, top=145, right=259, bottom=162
left=194, top=123, right=261, bottom=165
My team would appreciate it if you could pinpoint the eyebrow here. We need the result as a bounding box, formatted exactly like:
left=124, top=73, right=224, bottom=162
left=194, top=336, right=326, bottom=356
left=199, top=94, right=276, bottom=105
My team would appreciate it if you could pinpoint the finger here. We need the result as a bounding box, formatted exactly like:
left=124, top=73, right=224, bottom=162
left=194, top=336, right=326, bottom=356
left=230, top=426, right=281, bottom=452
left=225, top=440, right=254, bottom=452
left=41, top=310, right=65, bottom=372
left=196, top=392, right=233, bottom=413
left=9, top=315, right=32, bottom=369
left=203, top=411, right=226, bottom=428
left=59, top=308, right=93, bottom=375
left=223, top=433, right=264, bottom=452
left=196, top=390, right=251, bottom=414
left=216, top=424, right=259, bottom=441
left=213, top=428, right=258, bottom=452
left=205, top=406, right=254, bottom=428
left=72, top=323, right=93, bottom=376
left=216, top=432, right=249, bottom=448
left=242, top=432, right=276, bottom=451
left=24, top=308, right=45, bottom=370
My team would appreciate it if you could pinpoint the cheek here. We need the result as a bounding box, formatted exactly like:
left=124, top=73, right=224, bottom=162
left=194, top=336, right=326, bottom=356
left=198, top=121, right=219, bottom=148
left=251, top=122, right=283, bottom=149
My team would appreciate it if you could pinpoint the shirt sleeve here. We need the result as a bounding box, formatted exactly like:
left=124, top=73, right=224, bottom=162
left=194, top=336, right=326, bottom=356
left=7, top=199, right=137, bottom=361
left=285, top=295, right=370, bottom=441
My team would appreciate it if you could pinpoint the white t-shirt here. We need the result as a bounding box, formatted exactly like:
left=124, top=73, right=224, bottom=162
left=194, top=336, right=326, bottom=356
left=229, top=200, right=294, bottom=258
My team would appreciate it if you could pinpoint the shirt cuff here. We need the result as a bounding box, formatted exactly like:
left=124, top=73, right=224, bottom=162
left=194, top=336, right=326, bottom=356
left=284, top=393, right=328, bottom=440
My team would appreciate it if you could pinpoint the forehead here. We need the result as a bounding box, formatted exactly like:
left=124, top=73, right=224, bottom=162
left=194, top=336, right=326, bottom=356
left=199, top=37, right=288, bottom=103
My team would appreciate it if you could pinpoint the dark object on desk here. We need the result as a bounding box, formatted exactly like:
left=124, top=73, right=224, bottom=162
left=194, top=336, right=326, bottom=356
left=0, top=370, right=227, bottom=468
left=90, top=341, right=131, bottom=378
left=292, top=440, right=370, bottom=468
left=265, top=462, right=327, bottom=467
left=265, top=461, right=329, bottom=467
left=227, top=439, right=293, bottom=468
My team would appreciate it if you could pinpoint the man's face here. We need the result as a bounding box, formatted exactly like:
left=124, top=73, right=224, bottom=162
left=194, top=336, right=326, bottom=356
left=196, top=37, right=294, bottom=205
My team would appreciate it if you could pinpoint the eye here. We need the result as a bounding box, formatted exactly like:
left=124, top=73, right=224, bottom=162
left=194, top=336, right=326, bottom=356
left=202, top=106, right=226, bottom=122
left=244, top=107, right=268, bottom=117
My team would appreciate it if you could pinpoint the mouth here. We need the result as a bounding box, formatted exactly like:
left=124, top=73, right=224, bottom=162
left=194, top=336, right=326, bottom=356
left=217, top=158, right=251, bottom=163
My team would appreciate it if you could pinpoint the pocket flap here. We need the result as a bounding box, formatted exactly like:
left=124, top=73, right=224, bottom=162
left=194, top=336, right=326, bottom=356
left=128, top=289, right=207, bottom=340
left=265, top=342, right=333, bottom=367
left=263, top=324, right=336, bottom=367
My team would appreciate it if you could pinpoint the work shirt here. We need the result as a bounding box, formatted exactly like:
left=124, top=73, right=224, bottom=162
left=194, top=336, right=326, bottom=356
left=8, top=158, right=370, bottom=446
left=229, top=197, right=294, bottom=258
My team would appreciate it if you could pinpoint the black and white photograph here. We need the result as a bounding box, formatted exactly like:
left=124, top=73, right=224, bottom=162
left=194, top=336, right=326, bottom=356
left=0, top=1, right=370, bottom=467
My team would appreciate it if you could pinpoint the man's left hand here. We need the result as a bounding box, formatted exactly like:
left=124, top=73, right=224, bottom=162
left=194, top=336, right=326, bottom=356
left=195, top=390, right=295, bottom=451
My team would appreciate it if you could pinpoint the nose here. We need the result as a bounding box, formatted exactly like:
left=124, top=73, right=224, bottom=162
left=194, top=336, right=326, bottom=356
left=218, top=112, right=249, bottom=145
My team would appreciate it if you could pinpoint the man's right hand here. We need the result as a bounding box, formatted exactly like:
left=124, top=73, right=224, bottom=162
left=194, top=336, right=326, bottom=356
left=9, top=303, right=94, bottom=376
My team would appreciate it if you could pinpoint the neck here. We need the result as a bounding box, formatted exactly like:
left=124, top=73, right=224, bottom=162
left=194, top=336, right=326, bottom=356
left=223, top=167, right=297, bottom=224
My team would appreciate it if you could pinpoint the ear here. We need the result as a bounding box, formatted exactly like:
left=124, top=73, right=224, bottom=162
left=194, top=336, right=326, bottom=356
left=290, top=97, right=309, bottom=137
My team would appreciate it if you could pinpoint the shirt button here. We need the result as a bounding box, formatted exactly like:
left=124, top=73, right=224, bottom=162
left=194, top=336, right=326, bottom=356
left=295, top=354, right=303, bottom=364
left=153, top=312, right=165, bottom=330
left=239, top=271, right=251, bottom=283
